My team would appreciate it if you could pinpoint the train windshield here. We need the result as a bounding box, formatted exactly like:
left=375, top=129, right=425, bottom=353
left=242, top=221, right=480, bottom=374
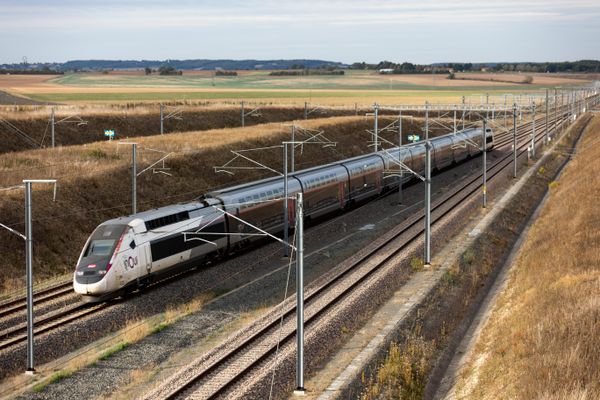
left=84, top=224, right=127, bottom=258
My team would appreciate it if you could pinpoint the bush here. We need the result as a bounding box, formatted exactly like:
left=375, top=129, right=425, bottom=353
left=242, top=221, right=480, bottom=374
left=87, top=149, right=119, bottom=160
left=410, top=257, right=424, bottom=271
left=158, top=66, right=182, bottom=76
left=462, top=249, right=476, bottom=265
left=215, top=70, right=237, bottom=76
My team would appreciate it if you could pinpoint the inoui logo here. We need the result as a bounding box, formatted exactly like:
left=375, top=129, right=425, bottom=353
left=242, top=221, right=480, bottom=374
left=123, top=256, right=138, bottom=269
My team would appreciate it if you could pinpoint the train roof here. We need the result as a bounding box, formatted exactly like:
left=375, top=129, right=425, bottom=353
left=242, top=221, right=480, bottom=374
left=206, top=127, right=486, bottom=198
left=207, top=151, right=382, bottom=197
left=100, top=198, right=220, bottom=227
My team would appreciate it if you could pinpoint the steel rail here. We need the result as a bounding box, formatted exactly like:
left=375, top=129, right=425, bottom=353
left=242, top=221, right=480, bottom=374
left=158, top=109, right=569, bottom=400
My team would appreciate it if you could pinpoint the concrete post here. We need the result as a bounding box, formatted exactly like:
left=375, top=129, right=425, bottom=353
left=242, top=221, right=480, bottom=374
left=374, top=104, right=379, bottom=152
left=424, top=141, right=432, bottom=266
left=294, top=192, right=305, bottom=395
left=513, top=104, right=517, bottom=179
left=545, top=89, right=549, bottom=145
left=531, top=102, right=536, bottom=159
left=160, top=104, right=164, bottom=135
left=25, top=182, right=34, bottom=374
left=425, top=101, right=429, bottom=141
left=482, top=119, right=487, bottom=208
left=241, top=101, right=245, bottom=128
left=132, top=144, right=137, bottom=214
left=283, top=143, right=289, bottom=257
left=398, top=111, right=403, bottom=204
left=51, top=108, right=55, bottom=148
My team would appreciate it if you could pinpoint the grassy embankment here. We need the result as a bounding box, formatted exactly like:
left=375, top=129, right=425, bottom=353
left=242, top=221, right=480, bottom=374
left=455, top=114, right=600, bottom=399
left=0, top=115, right=432, bottom=295
left=0, top=105, right=362, bottom=154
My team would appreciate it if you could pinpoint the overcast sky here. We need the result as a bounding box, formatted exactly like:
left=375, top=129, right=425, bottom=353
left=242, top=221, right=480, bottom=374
left=1, top=0, right=599, bottom=64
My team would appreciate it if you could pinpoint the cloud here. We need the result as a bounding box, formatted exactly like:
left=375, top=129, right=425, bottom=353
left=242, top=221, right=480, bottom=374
left=1, top=0, right=599, bottom=29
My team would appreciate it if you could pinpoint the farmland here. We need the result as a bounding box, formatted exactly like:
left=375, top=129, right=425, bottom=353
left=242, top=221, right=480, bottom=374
left=0, top=70, right=591, bottom=105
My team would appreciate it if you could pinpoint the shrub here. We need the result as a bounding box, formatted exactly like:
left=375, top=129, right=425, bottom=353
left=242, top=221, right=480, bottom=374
left=410, top=257, right=424, bottom=271
left=215, top=70, right=237, bottom=76
left=462, top=249, right=475, bottom=265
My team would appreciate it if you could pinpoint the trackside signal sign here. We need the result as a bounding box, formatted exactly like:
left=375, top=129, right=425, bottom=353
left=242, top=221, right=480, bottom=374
left=104, top=129, right=115, bottom=140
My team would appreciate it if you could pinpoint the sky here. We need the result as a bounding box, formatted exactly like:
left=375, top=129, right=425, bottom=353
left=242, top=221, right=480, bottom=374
left=1, top=0, right=599, bottom=64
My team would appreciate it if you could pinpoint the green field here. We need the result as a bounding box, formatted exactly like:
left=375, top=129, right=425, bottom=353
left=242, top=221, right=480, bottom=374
left=48, top=71, right=552, bottom=91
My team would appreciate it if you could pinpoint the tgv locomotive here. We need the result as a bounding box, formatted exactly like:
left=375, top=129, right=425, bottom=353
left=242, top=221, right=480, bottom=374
left=74, top=127, right=494, bottom=301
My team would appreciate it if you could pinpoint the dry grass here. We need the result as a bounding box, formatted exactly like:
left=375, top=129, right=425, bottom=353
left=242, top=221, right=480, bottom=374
left=0, top=101, right=321, bottom=120
left=0, top=115, right=370, bottom=187
left=360, top=333, right=435, bottom=400
left=0, top=104, right=366, bottom=154
left=456, top=115, right=600, bottom=399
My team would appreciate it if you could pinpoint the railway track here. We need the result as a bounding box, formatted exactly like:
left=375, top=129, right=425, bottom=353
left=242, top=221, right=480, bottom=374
left=0, top=107, right=577, bottom=358
left=0, top=302, right=107, bottom=351
left=0, top=281, right=73, bottom=320
left=147, top=107, right=574, bottom=399
left=0, top=260, right=220, bottom=353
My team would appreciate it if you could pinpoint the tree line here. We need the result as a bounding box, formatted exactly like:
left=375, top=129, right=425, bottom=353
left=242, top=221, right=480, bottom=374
left=349, top=60, right=600, bottom=74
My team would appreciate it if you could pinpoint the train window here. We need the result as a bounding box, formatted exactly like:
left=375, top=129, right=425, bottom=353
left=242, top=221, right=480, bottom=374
left=253, top=194, right=259, bottom=201
left=85, top=239, right=116, bottom=257
left=267, top=190, right=273, bottom=197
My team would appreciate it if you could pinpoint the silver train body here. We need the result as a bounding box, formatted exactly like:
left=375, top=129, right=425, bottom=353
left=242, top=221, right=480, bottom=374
left=74, top=128, right=493, bottom=301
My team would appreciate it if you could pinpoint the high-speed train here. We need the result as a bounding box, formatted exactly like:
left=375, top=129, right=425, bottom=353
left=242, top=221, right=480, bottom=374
left=74, top=127, right=494, bottom=301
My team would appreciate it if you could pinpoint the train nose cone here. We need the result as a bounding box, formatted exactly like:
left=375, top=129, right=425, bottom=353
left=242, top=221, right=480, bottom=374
left=75, top=257, right=109, bottom=284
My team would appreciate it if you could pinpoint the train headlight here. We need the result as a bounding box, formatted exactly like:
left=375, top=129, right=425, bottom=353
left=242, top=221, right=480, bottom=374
left=76, top=271, right=84, bottom=276
left=98, top=270, right=107, bottom=275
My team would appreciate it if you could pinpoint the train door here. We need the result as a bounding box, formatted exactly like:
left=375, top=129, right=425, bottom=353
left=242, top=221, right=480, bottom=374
left=135, top=243, right=149, bottom=276
left=375, top=171, right=382, bottom=193
left=117, top=228, right=142, bottom=288
left=339, top=182, right=346, bottom=208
